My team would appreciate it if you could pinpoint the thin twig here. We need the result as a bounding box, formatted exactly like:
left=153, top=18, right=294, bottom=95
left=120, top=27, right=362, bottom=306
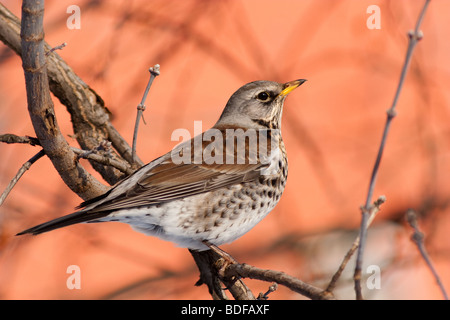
left=257, top=283, right=278, bottom=300
left=0, top=134, right=40, bottom=146
left=0, top=134, right=133, bottom=175
left=45, top=42, right=66, bottom=56
left=72, top=147, right=133, bottom=175
left=225, top=263, right=334, bottom=300
left=0, top=3, right=139, bottom=181
left=406, top=209, right=449, bottom=300
left=0, top=149, right=46, bottom=206
left=354, top=0, right=430, bottom=300
left=131, top=64, right=160, bottom=164
left=325, top=196, right=386, bottom=294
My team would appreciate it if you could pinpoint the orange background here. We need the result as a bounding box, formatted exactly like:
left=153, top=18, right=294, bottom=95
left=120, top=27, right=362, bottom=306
left=0, top=0, right=449, bottom=299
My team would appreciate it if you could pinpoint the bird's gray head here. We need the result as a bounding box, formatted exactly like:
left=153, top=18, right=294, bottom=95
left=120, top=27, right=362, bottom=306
left=215, top=79, right=306, bottom=130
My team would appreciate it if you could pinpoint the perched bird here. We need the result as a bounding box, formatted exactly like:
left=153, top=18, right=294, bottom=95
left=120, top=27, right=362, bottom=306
left=17, top=79, right=306, bottom=251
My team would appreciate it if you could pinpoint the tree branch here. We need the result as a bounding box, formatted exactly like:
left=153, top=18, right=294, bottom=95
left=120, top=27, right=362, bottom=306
left=191, top=245, right=335, bottom=300
left=190, top=249, right=256, bottom=300
left=20, top=0, right=109, bottom=200
left=0, top=2, right=141, bottom=186
left=325, top=196, right=386, bottom=294
left=224, top=263, right=334, bottom=300
left=0, top=149, right=46, bottom=206
left=354, top=0, right=431, bottom=300
left=406, top=209, right=448, bottom=300
left=132, top=64, right=160, bottom=165
left=0, top=134, right=133, bottom=175
left=0, top=133, right=40, bottom=146
left=72, top=147, right=134, bottom=175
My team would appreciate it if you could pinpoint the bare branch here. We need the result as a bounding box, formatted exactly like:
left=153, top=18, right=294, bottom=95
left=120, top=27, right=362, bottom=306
left=20, top=0, right=109, bottom=200
left=72, top=147, right=133, bottom=175
left=196, top=241, right=333, bottom=300
left=0, top=149, right=45, bottom=206
left=0, top=3, right=141, bottom=185
left=355, top=0, right=431, bottom=300
left=0, top=133, right=40, bottom=146
left=132, top=64, right=160, bottom=165
left=406, top=209, right=449, bottom=300
left=45, top=42, right=66, bottom=56
left=190, top=249, right=255, bottom=300
left=225, top=263, right=334, bottom=300
left=257, top=283, right=278, bottom=300
left=325, top=196, right=386, bottom=294
left=0, top=134, right=133, bottom=176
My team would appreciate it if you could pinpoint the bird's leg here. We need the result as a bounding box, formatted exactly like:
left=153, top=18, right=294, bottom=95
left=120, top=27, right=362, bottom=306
left=202, top=240, right=238, bottom=265
left=202, top=240, right=242, bottom=289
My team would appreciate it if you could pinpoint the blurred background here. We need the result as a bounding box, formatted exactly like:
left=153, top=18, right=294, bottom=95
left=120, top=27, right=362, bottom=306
left=0, top=0, right=449, bottom=299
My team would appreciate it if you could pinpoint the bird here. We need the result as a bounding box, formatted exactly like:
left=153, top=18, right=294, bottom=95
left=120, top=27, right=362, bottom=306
left=17, top=79, right=306, bottom=251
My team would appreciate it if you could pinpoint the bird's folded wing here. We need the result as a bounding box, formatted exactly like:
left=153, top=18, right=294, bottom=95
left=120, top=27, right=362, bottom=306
left=84, top=159, right=266, bottom=212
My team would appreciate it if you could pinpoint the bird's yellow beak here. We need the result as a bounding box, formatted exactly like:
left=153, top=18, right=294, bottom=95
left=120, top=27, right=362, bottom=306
left=279, top=79, right=307, bottom=97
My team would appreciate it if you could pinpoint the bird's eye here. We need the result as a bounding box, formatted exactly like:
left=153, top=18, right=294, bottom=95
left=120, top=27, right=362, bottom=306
left=256, top=91, right=270, bottom=101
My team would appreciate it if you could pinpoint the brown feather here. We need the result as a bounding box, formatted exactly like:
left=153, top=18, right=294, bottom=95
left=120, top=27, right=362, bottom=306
left=17, top=126, right=275, bottom=234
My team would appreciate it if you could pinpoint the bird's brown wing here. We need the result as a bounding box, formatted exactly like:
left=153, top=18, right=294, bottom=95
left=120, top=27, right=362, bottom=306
left=17, top=130, right=270, bottom=235
left=82, top=127, right=270, bottom=212
left=82, top=159, right=265, bottom=212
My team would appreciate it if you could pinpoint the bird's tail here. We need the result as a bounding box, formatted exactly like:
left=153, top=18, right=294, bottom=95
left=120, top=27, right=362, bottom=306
left=16, top=211, right=110, bottom=236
